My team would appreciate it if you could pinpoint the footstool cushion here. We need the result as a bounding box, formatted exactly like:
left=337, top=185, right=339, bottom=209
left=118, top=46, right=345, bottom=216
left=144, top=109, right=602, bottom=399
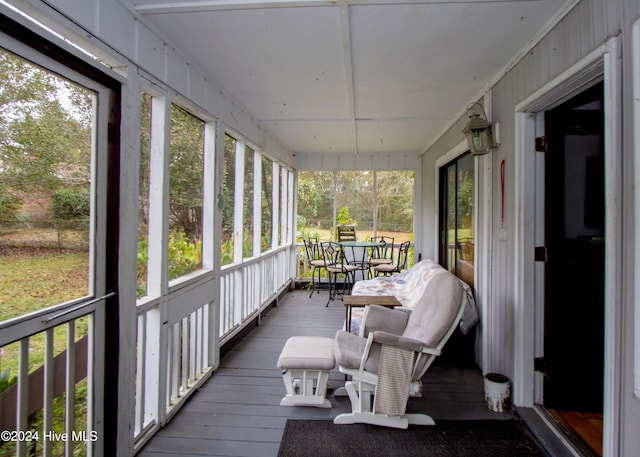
left=277, top=336, right=336, bottom=408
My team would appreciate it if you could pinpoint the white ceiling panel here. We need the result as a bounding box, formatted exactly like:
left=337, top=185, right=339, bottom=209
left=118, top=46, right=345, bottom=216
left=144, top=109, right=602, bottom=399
left=262, top=119, right=355, bottom=154
left=132, top=0, right=567, bottom=158
left=356, top=118, right=444, bottom=154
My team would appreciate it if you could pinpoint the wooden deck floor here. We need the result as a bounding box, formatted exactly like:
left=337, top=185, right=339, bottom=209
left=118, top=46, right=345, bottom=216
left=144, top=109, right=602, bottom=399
left=137, top=289, right=515, bottom=457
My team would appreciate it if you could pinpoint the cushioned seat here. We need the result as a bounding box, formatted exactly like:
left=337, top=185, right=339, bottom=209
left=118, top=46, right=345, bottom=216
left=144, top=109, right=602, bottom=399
left=277, top=336, right=335, bottom=408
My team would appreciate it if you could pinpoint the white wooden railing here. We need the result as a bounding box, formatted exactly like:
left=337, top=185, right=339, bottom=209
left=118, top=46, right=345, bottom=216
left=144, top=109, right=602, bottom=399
left=133, top=244, right=294, bottom=449
left=133, top=276, right=215, bottom=449
left=219, top=246, right=293, bottom=342
left=0, top=295, right=109, bottom=457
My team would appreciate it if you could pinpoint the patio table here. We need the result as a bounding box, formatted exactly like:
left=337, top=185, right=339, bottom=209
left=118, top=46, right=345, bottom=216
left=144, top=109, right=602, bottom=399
left=339, top=241, right=383, bottom=282
left=342, top=294, right=401, bottom=333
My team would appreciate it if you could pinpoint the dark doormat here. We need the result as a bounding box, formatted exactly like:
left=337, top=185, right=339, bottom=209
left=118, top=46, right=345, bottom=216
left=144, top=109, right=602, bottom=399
left=277, top=419, right=547, bottom=457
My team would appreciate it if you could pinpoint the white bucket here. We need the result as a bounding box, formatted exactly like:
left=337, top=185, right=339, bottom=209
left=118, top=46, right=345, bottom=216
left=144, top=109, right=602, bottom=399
left=484, top=373, right=511, bottom=412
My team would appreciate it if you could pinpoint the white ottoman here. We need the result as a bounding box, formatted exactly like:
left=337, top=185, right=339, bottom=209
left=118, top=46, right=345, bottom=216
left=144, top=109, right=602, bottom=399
left=277, top=336, right=336, bottom=408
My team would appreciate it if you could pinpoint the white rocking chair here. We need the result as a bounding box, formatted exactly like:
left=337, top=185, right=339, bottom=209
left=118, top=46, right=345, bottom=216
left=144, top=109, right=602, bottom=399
left=333, top=269, right=466, bottom=429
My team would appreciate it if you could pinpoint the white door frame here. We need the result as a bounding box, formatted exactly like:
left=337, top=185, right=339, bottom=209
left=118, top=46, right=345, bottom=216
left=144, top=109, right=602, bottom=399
left=514, top=36, right=621, bottom=457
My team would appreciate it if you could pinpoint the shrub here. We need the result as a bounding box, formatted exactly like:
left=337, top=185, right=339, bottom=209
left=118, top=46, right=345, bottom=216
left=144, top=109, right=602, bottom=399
left=168, top=232, right=202, bottom=279
left=0, top=193, right=23, bottom=223
left=52, top=189, right=90, bottom=219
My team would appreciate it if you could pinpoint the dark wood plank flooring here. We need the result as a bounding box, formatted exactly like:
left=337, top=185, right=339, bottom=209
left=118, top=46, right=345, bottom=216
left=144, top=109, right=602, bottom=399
left=137, top=289, right=514, bottom=457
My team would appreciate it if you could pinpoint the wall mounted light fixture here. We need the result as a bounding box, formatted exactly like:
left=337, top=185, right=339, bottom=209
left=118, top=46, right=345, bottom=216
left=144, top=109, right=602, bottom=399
left=462, top=102, right=496, bottom=155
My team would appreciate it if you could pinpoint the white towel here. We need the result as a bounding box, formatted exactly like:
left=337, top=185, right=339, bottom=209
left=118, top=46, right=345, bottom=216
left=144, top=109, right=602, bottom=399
left=373, top=345, right=414, bottom=416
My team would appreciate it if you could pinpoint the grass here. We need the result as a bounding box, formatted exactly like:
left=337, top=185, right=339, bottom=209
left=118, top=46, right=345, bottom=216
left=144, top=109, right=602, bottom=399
left=298, top=228, right=413, bottom=243
left=0, top=243, right=91, bottom=457
left=0, top=244, right=89, bottom=378
left=0, top=247, right=89, bottom=321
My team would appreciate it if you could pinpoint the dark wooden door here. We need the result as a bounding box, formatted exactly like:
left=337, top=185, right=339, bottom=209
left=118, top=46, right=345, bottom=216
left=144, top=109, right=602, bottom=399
left=543, top=82, right=605, bottom=412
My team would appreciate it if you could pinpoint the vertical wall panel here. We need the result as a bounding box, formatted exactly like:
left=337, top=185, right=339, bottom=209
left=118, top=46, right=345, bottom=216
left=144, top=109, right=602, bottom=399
left=165, top=48, right=189, bottom=94
left=188, top=67, right=207, bottom=105
left=46, top=0, right=96, bottom=30
left=421, top=0, right=620, bottom=378
left=98, top=0, right=136, bottom=62
left=136, top=22, right=167, bottom=80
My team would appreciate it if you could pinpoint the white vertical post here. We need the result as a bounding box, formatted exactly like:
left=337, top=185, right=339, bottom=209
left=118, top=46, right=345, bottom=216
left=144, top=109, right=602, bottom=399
left=372, top=171, right=378, bottom=237
left=202, top=121, right=216, bottom=271
left=233, top=140, right=245, bottom=327
left=281, top=168, right=288, bottom=246
left=253, top=150, right=262, bottom=257
left=148, top=94, right=171, bottom=421
left=332, top=172, right=337, bottom=239
left=234, top=140, right=245, bottom=264
left=287, top=170, right=294, bottom=246
left=146, top=95, right=170, bottom=298
left=209, top=121, right=225, bottom=371
left=272, top=163, right=280, bottom=248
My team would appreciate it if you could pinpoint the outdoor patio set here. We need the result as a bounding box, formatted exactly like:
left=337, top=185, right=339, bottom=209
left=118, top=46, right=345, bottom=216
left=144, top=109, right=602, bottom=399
left=303, top=225, right=411, bottom=307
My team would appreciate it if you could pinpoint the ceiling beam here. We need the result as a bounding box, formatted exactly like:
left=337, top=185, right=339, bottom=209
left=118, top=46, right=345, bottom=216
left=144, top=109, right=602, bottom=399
left=135, top=0, right=336, bottom=14
left=135, top=0, right=546, bottom=15
left=337, top=2, right=359, bottom=154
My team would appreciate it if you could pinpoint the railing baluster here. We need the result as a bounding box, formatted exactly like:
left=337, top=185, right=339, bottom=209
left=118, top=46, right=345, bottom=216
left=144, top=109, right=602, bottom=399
left=42, top=329, right=54, bottom=457
left=191, top=308, right=202, bottom=381
left=203, top=304, right=210, bottom=371
left=65, top=321, right=75, bottom=457
left=16, top=338, right=28, bottom=457
left=168, top=324, right=178, bottom=404
left=166, top=324, right=171, bottom=406
left=181, top=318, right=188, bottom=390
left=86, top=314, right=96, bottom=457
left=135, top=314, right=146, bottom=435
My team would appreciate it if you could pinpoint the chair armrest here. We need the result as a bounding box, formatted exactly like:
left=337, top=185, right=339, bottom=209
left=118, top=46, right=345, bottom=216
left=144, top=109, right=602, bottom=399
left=372, top=331, right=424, bottom=352
left=361, top=305, right=409, bottom=337
left=419, top=346, right=441, bottom=356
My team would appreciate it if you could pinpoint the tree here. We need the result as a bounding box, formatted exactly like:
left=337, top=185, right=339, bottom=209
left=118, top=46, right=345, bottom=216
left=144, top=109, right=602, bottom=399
left=168, top=104, right=204, bottom=243
left=296, top=170, right=414, bottom=236
left=297, top=171, right=333, bottom=228
left=0, top=49, right=93, bottom=218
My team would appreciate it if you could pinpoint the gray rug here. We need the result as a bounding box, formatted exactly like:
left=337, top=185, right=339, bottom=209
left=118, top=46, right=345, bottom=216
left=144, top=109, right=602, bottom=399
left=277, top=419, right=547, bottom=457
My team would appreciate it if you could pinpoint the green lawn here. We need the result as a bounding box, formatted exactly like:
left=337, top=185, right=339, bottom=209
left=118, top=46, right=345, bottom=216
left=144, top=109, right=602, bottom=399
left=0, top=248, right=88, bottom=321
left=0, top=248, right=90, bottom=456
left=0, top=247, right=89, bottom=378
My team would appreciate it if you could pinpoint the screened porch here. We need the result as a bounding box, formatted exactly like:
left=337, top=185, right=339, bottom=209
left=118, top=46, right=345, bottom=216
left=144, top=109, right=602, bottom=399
left=2, top=0, right=640, bottom=456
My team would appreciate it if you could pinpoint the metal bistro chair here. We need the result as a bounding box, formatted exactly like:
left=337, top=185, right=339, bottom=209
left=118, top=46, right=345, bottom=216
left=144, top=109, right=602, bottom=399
left=320, top=241, right=359, bottom=307
left=373, top=240, right=410, bottom=277
left=367, top=236, right=394, bottom=278
left=304, top=237, right=326, bottom=297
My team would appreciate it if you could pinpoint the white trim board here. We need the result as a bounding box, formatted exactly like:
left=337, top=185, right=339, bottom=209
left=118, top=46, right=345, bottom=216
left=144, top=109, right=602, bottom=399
left=513, top=36, right=621, bottom=457
left=632, top=19, right=640, bottom=402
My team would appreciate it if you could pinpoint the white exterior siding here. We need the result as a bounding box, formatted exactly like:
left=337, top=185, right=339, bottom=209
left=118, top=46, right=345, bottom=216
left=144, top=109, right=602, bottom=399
left=421, top=0, right=640, bottom=455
